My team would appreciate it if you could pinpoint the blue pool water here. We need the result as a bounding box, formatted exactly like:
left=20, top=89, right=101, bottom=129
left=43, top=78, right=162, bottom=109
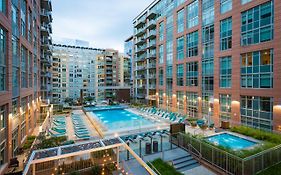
left=92, top=109, right=154, bottom=131
left=206, top=133, right=257, bottom=150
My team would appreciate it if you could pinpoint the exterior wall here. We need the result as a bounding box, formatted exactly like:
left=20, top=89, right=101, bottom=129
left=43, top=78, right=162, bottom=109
left=0, top=0, right=44, bottom=173
left=134, top=0, right=281, bottom=132
left=52, top=44, right=104, bottom=104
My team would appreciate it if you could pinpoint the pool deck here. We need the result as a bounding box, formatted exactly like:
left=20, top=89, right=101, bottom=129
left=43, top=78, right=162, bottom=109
left=65, top=110, right=100, bottom=141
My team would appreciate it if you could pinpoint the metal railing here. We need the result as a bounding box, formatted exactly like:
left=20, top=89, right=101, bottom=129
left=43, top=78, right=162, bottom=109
left=174, top=132, right=281, bottom=175
left=147, top=161, right=161, bottom=175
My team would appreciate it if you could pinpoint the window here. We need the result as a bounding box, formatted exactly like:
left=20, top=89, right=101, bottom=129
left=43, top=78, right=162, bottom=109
left=186, top=62, right=198, bottom=86
left=177, top=9, right=184, bottom=33
left=220, top=56, right=232, bottom=88
left=186, top=92, right=198, bottom=118
left=21, top=0, right=27, bottom=37
left=20, top=121, right=26, bottom=141
left=177, top=91, right=184, bottom=112
left=158, top=45, right=164, bottom=64
left=241, top=0, right=252, bottom=5
left=241, top=49, right=273, bottom=88
left=166, top=41, right=173, bottom=65
left=186, top=31, right=198, bottom=57
left=177, top=64, right=184, bottom=86
left=220, top=0, right=232, bottom=14
left=159, top=68, right=164, bottom=86
left=220, top=17, right=232, bottom=50
left=159, top=90, right=163, bottom=107
left=241, top=1, right=273, bottom=46
left=220, top=94, right=231, bottom=121
left=177, top=37, right=184, bottom=60
left=0, top=105, right=6, bottom=131
left=0, top=27, right=6, bottom=91
left=159, top=22, right=164, bottom=41
left=202, top=25, right=214, bottom=59
left=21, top=46, right=28, bottom=88
left=202, top=0, right=214, bottom=26
left=187, top=0, right=198, bottom=28
left=28, top=52, right=32, bottom=88
left=0, top=141, right=6, bottom=166
left=11, top=3, right=19, bottom=36
left=0, top=0, right=6, bottom=13
left=241, top=96, right=273, bottom=131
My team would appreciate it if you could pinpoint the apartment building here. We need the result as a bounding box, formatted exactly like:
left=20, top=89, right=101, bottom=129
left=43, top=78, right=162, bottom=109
left=52, top=44, right=104, bottom=104
left=40, top=0, right=52, bottom=102
left=0, top=0, right=52, bottom=173
left=124, top=36, right=134, bottom=97
left=133, top=0, right=281, bottom=132
left=118, top=53, right=131, bottom=87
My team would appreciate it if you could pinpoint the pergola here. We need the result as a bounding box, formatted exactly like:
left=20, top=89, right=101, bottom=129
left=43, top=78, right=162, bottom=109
left=23, top=137, right=157, bottom=175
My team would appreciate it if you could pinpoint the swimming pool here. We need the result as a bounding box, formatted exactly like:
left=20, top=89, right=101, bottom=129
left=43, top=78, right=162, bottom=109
left=206, top=133, right=257, bottom=150
left=84, top=105, right=127, bottom=112
left=92, top=109, right=154, bottom=131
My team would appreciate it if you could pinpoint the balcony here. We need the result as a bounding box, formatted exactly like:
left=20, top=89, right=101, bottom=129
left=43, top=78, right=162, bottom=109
left=40, top=25, right=51, bottom=36
left=135, top=38, right=146, bottom=46
left=147, top=30, right=156, bottom=39
left=146, top=41, right=156, bottom=49
left=148, top=63, right=156, bottom=69
left=135, top=66, right=146, bottom=71
left=134, top=18, right=146, bottom=28
left=135, top=46, right=146, bottom=55
left=148, top=74, right=156, bottom=79
left=148, top=85, right=156, bottom=89
left=40, top=9, right=52, bottom=23
left=147, top=53, right=156, bottom=59
left=135, top=28, right=146, bottom=37
left=147, top=20, right=156, bottom=30
left=41, top=71, right=52, bottom=78
left=41, top=0, right=52, bottom=11
left=147, top=11, right=157, bottom=20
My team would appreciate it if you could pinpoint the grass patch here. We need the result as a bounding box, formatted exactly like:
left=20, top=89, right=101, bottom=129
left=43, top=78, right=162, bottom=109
left=35, top=136, right=67, bottom=149
left=257, top=162, right=281, bottom=175
left=22, top=136, right=36, bottom=150
left=148, top=158, right=183, bottom=175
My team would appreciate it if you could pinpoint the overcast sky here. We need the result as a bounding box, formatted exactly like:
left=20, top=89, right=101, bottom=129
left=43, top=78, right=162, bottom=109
left=52, top=0, right=153, bottom=52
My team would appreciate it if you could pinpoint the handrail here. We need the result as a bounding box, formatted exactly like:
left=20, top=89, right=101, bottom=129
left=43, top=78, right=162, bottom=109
left=147, top=161, right=161, bottom=175
left=243, top=144, right=281, bottom=161
left=188, top=144, right=202, bottom=160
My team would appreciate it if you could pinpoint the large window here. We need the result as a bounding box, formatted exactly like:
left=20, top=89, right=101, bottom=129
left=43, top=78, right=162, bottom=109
left=220, top=17, right=232, bottom=50
left=159, top=68, right=164, bottom=86
left=177, top=9, right=184, bottom=33
left=21, top=0, right=27, bottom=38
left=0, top=27, right=6, bottom=91
left=186, top=31, right=198, bottom=57
left=177, top=91, right=184, bottom=112
left=220, top=0, right=232, bottom=14
left=177, top=36, right=184, bottom=60
left=21, top=46, right=28, bottom=88
left=159, top=22, right=164, bottom=41
left=186, top=62, right=198, bottom=86
left=241, top=1, right=274, bottom=46
left=187, top=0, right=198, bottom=29
left=186, top=92, right=198, bottom=118
left=0, top=105, right=6, bottom=131
left=219, top=94, right=231, bottom=121
left=159, top=44, right=164, bottom=64
left=202, top=0, right=214, bottom=26
left=241, top=0, right=252, bottom=5
left=166, top=41, right=173, bottom=65
left=0, top=0, right=6, bottom=13
left=0, top=140, right=6, bottom=166
left=177, top=64, right=184, bottom=86
left=220, top=56, right=232, bottom=88
left=241, top=96, right=273, bottom=131
left=241, top=49, right=273, bottom=88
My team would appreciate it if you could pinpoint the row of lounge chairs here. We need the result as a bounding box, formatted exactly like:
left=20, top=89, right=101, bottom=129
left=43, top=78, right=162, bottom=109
left=49, top=116, right=66, bottom=137
left=71, top=114, right=90, bottom=140
left=122, top=129, right=170, bottom=143
left=140, top=107, right=185, bottom=123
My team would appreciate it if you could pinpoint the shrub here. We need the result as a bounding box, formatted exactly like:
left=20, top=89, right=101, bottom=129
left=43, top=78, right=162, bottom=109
left=148, top=158, right=183, bottom=175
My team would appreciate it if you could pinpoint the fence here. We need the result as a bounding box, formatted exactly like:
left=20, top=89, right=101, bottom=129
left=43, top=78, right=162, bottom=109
left=173, top=132, right=281, bottom=175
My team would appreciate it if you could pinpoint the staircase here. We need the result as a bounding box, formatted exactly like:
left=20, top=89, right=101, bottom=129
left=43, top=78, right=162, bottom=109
left=172, top=153, right=200, bottom=173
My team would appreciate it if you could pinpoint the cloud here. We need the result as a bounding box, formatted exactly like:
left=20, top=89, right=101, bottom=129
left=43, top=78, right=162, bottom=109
left=52, top=0, right=153, bottom=52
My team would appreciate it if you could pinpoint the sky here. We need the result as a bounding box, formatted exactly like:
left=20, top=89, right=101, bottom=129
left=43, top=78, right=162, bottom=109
left=52, top=0, right=153, bottom=52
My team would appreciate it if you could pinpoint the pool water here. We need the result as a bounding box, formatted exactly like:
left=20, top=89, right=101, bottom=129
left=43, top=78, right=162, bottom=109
left=92, top=109, right=154, bottom=131
left=206, top=133, right=257, bottom=150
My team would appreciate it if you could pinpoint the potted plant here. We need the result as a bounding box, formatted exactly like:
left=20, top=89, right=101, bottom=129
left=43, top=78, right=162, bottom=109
left=200, top=124, right=208, bottom=130
left=191, top=121, right=197, bottom=128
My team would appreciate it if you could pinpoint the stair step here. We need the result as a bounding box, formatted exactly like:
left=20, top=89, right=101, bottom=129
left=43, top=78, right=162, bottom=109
left=172, top=153, right=191, bottom=162
left=173, top=156, right=193, bottom=165
left=178, top=162, right=200, bottom=172
left=174, top=159, right=198, bottom=170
